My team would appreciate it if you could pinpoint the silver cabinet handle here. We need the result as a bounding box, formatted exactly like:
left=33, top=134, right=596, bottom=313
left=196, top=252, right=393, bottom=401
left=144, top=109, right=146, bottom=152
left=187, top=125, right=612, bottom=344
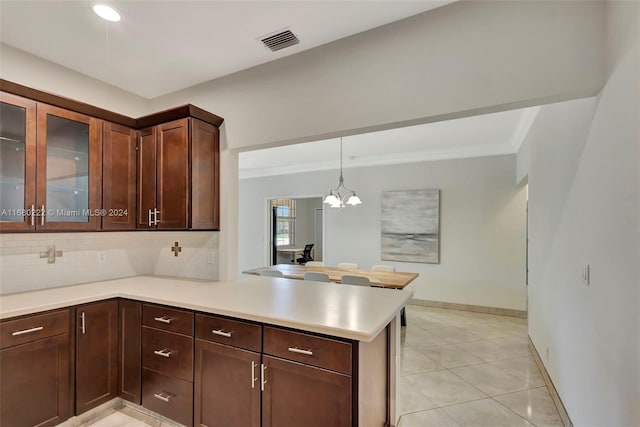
left=80, top=312, right=86, bottom=334
left=153, top=392, right=172, bottom=402
left=288, top=347, right=313, bottom=356
left=11, top=326, right=43, bottom=336
left=211, top=329, right=232, bottom=338
left=148, top=209, right=153, bottom=227
left=153, top=349, right=173, bottom=358
left=153, top=208, right=160, bottom=225
left=251, top=361, right=258, bottom=389
left=261, top=363, right=267, bottom=392
left=30, top=204, right=35, bottom=226
left=41, top=204, right=45, bottom=226
left=154, top=316, right=172, bottom=324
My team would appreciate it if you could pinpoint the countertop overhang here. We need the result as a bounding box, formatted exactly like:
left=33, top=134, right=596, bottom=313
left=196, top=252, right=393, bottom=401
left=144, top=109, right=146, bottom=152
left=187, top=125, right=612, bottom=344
left=0, top=275, right=412, bottom=342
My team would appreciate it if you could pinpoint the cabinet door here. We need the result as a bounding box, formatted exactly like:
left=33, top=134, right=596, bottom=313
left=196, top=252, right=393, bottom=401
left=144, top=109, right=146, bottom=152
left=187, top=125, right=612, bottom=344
left=36, top=104, right=102, bottom=231
left=262, top=355, right=352, bottom=427
left=0, top=92, right=37, bottom=231
left=137, top=126, right=156, bottom=229
left=194, top=340, right=260, bottom=427
left=0, top=334, right=70, bottom=427
left=191, top=118, right=219, bottom=230
left=76, top=300, right=118, bottom=414
left=119, top=300, right=141, bottom=404
left=156, top=119, right=189, bottom=229
left=102, top=123, right=136, bottom=230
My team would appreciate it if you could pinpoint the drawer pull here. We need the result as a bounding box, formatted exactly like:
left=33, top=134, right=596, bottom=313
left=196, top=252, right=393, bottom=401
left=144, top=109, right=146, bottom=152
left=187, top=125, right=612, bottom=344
left=153, top=392, right=173, bottom=402
left=261, top=364, right=267, bottom=392
left=11, top=326, right=44, bottom=336
left=251, top=361, right=258, bottom=389
left=154, top=316, right=172, bottom=324
left=211, top=329, right=232, bottom=338
left=288, top=347, right=313, bottom=356
left=153, top=349, right=173, bottom=358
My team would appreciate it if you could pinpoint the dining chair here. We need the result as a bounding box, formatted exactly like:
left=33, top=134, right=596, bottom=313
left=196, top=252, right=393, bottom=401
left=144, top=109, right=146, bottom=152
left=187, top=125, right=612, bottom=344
left=341, top=275, right=370, bottom=286
left=305, top=261, right=325, bottom=267
left=337, top=262, right=358, bottom=270
left=261, top=269, right=284, bottom=277
left=303, top=272, right=330, bottom=282
left=371, top=264, right=395, bottom=272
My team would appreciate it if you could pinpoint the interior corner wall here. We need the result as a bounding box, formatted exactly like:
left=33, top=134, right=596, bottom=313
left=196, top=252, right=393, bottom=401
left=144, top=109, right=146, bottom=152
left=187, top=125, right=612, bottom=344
left=520, top=2, right=639, bottom=423
left=0, top=44, right=150, bottom=117
left=238, top=155, right=527, bottom=311
left=149, top=0, right=605, bottom=151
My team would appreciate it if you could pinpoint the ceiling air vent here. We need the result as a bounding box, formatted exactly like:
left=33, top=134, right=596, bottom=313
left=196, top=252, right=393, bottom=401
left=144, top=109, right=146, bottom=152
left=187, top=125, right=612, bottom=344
left=261, top=30, right=299, bottom=52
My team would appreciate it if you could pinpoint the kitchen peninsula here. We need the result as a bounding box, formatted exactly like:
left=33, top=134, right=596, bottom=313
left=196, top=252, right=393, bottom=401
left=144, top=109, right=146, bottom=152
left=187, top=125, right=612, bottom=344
left=0, top=275, right=411, bottom=427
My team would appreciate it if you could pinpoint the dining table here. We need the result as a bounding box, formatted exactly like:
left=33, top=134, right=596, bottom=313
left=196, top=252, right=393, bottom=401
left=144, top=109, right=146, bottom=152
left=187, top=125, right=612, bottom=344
left=242, top=264, right=418, bottom=289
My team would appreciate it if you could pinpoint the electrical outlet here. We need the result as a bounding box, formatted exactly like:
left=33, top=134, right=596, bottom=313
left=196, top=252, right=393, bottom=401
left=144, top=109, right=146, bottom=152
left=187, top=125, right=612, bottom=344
left=581, top=264, right=590, bottom=286
left=546, top=345, right=550, bottom=362
left=98, top=251, right=106, bottom=264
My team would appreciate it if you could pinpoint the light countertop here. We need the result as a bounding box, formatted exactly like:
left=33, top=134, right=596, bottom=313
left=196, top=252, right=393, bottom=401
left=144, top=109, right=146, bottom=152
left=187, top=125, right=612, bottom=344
left=0, top=275, right=412, bottom=342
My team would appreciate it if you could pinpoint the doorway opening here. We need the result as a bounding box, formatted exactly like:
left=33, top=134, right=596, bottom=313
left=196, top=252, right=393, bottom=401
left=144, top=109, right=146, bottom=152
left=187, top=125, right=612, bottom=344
left=268, top=197, right=323, bottom=266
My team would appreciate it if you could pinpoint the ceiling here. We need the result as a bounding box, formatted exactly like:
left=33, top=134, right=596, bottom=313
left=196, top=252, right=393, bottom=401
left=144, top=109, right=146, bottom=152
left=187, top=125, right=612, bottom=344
left=239, top=107, right=540, bottom=178
left=0, top=0, right=455, bottom=99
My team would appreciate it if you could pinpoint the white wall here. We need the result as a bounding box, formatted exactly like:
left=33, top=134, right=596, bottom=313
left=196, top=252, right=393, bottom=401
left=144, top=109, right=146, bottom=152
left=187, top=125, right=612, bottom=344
left=150, top=1, right=605, bottom=151
left=0, top=44, right=150, bottom=117
left=519, top=2, right=640, bottom=424
left=239, top=155, right=527, bottom=311
left=0, top=231, right=220, bottom=295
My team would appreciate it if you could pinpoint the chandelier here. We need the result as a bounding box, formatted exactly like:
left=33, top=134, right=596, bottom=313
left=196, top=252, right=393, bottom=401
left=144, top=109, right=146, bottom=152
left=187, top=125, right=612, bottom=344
left=323, top=137, right=362, bottom=208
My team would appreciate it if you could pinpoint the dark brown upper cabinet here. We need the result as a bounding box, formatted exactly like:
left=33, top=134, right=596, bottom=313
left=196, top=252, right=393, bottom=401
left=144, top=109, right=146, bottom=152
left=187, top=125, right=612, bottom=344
left=0, top=95, right=102, bottom=232
left=138, top=118, right=219, bottom=231
left=0, top=80, right=223, bottom=233
left=102, top=122, right=137, bottom=230
left=0, top=92, right=37, bottom=232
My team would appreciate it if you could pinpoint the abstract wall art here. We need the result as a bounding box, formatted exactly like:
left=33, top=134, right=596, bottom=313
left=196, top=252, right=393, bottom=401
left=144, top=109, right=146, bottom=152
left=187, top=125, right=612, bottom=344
left=381, top=189, right=440, bottom=263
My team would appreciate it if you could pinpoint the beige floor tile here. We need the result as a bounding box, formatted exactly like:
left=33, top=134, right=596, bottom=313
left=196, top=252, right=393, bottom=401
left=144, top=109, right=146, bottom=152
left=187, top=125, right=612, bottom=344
left=87, top=411, right=147, bottom=427
left=443, top=398, right=535, bottom=427
left=398, top=377, right=439, bottom=415
left=119, top=406, right=163, bottom=426
left=401, top=348, right=444, bottom=375
left=399, top=408, right=462, bottom=427
left=494, top=388, right=564, bottom=427
left=451, top=364, right=532, bottom=396
left=403, top=328, right=451, bottom=347
left=404, top=370, right=488, bottom=407
left=429, top=326, right=484, bottom=344
left=412, top=343, right=485, bottom=368
left=456, top=339, right=528, bottom=362
left=489, top=356, right=545, bottom=387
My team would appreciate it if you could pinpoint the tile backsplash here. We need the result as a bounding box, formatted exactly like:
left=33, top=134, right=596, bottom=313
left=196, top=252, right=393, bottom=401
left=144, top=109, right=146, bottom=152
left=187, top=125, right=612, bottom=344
left=0, top=231, right=219, bottom=295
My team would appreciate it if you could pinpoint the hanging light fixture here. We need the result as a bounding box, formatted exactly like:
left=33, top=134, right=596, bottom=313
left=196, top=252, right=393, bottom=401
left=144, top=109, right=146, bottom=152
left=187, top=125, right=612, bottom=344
left=323, top=137, right=362, bottom=208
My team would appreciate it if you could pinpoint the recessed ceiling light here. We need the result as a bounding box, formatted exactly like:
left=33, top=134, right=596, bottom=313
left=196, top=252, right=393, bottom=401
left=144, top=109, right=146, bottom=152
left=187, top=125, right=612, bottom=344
left=92, top=3, right=121, bottom=22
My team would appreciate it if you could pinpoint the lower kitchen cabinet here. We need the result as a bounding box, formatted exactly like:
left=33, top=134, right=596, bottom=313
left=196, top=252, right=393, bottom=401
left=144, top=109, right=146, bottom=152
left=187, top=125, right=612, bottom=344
left=119, top=299, right=142, bottom=404
left=261, top=355, right=352, bottom=427
left=75, top=299, right=118, bottom=414
left=194, top=339, right=261, bottom=427
left=142, top=369, right=193, bottom=427
left=0, top=310, right=71, bottom=427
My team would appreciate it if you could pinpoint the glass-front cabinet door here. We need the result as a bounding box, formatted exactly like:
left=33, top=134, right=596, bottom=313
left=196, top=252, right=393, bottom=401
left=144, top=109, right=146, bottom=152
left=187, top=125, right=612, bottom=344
left=0, top=92, right=36, bottom=231
left=36, top=104, right=102, bottom=231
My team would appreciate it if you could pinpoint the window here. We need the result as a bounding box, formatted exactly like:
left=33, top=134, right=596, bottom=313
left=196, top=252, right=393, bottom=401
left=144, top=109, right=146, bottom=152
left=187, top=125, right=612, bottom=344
left=272, top=199, right=296, bottom=246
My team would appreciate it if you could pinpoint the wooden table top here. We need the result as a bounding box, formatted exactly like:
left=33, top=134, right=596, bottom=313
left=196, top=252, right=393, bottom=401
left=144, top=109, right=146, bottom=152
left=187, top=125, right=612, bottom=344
left=242, top=264, right=418, bottom=289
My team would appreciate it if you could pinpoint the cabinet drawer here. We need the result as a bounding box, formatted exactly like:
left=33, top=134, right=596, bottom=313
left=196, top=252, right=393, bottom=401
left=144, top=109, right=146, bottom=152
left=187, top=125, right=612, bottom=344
left=195, top=314, right=262, bottom=352
left=142, top=369, right=193, bottom=427
left=0, top=309, right=69, bottom=349
left=142, top=304, right=193, bottom=336
left=263, top=327, right=352, bottom=375
left=142, top=327, right=193, bottom=381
